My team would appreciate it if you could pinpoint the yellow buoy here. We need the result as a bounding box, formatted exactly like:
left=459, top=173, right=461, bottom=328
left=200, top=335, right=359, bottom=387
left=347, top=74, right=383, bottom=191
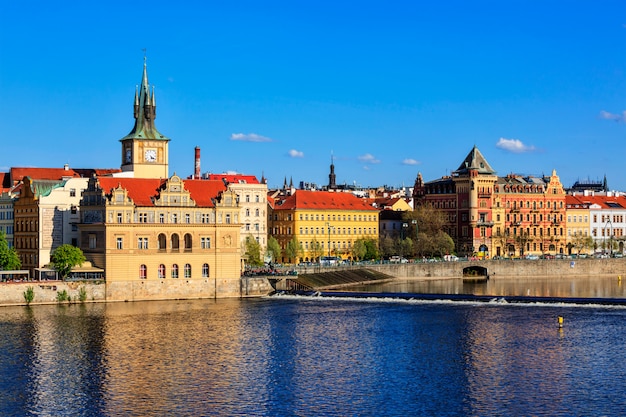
left=558, top=316, right=564, bottom=328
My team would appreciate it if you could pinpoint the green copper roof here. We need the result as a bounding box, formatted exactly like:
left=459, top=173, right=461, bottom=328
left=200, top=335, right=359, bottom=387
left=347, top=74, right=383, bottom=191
left=120, top=58, right=170, bottom=142
left=30, top=179, right=66, bottom=198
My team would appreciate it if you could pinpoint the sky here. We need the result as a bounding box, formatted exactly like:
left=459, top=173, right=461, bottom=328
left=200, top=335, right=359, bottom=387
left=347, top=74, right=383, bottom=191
left=1, top=1, right=625, bottom=190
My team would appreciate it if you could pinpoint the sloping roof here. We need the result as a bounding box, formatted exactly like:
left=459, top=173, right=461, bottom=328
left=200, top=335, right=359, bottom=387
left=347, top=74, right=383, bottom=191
left=96, top=177, right=226, bottom=207
left=454, top=146, right=496, bottom=175
left=274, top=190, right=377, bottom=211
left=181, top=179, right=228, bottom=207
left=10, top=167, right=120, bottom=184
left=207, top=173, right=260, bottom=184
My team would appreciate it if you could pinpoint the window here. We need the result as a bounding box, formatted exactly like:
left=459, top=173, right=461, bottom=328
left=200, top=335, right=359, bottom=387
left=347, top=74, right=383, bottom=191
left=172, top=213, right=178, bottom=224
left=184, top=234, right=192, bottom=250
left=116, top=237, right=123, bottom=250
left=172, top=264, right=179, bottom=278
left=226, top=214, right=231, bottom=224
left=184, top=264, right=191, bottom=278
left=89, top=234, right=96, bottom=249
left=255, top=208, right=260, bottom=217
left=117, top=213, right=123, bottom=223
left=158, top=234, right=166, bottom=250
left=185, top=213, right=191, bottom=224
left=70, top=188, right=76, bottom=197
left=171, top=234, right=180, bottom=250
left=202, top=214, right=210, bottom=223
left=139, top=213, right=148, bottom=223
left=159, top=213, right=165, bottom=223
left=139, top=264, right=147, bottom=279
left=201, top=237, right=211, bottom=249
left=158, top=264, right=166, bottom=279
left=138, top=237, right=148, bottom=249
left=255, top=195, right=260, bottom=203
left=202, top=263, right=209, bottom=277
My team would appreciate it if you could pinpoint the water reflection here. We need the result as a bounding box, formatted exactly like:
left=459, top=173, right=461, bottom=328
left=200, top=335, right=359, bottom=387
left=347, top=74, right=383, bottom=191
left=0, top=298, right=625, bottom=416
left=347, top=275, right=626, bottom=299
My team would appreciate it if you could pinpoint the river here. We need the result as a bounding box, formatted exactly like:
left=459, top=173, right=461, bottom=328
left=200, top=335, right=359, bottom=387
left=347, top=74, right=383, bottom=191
left=1, top=279, right=626, bottom=416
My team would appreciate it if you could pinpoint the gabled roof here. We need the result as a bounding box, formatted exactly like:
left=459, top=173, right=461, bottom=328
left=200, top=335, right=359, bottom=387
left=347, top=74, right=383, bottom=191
left=274, top=190, right=377, bottom=211
left=454, top=146, right=496, bottom=175
left=96, top=177, right=227, bottom=207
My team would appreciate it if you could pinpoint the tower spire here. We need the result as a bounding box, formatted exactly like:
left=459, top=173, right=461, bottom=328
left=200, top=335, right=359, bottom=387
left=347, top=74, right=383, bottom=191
left=120, top=56, right=169, bottom=142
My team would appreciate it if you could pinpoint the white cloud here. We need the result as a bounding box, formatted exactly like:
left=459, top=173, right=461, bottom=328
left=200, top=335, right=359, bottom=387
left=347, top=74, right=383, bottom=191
left=288, top=149, right=304, bottom=158
left=599, top=110, right=626, bottom=122
left=402, top=158, right=420, bottom=166
left=230, top=133, right=273, bottom=142
left=496, top=138, right=536, bottom=153
left=358, top=153, right=380, bottom=164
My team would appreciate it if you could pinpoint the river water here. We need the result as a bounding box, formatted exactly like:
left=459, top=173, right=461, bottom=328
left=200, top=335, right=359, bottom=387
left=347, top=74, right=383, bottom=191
left=1, top=279, right=626, bottom=416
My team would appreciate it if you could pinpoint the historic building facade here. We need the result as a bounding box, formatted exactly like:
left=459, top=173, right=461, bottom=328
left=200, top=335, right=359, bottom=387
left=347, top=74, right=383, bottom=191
left=268, top=190, right=379, bottom=263
left=79, top=175, right=241, bottom=287
left=492, top=170, right=566, bottom=257
left=13, top=176, right=88, bottom=276
left=206, top=173, right=268, bottom=252
left=414, top=146, right=567, bottom=258
left=414, top=146, right=496, bottom=257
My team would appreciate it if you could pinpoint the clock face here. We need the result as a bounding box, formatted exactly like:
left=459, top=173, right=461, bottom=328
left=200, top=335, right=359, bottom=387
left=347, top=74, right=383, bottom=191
left=144, top=149, right=157, bottom=162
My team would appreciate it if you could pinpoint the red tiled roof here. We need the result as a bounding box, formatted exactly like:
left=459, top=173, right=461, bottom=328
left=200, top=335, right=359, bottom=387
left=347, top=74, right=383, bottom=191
left=10, top=167, right=120, bottom=184
left=274, top=190, right=377, bottom=211
left=182, top=179, right=228, bottom=207
left=567, top=194, right=626, bottom=209
left=97, top=177, right=226, bottom=207
left=207, top=173, right=260, bottom=184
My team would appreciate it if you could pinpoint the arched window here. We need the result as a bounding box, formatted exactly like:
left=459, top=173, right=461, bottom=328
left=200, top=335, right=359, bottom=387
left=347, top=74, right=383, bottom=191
left=158, top=264, right=166, bottom=279
left=184, top=233, right=192, bottom=250
left=139, top=264, right=147, bottom=280
left=184, top=263, right=192, bottom=278
left=172, top=264, right=179, bottom=278
left=202, top=263, right=209, bottom=278
left=158, top=233, right=166, bottom=250
left=171, top=234, right=180, bottom=250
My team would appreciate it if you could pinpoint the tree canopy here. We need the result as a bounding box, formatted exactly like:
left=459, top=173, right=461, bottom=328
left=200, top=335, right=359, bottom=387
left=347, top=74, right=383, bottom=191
left=266, top=236, right=282, bottom=264
left=50, top=244, right=86, bottom=279
left=244, top=236, right=263, bottom=266
left=0, top=231, right=21, bottom=270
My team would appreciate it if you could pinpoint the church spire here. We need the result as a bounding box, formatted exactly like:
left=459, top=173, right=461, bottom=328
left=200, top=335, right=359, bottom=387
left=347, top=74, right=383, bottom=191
left=328, top=153, right=337, bottom=189
left=121, top=56, right=169, bottom=142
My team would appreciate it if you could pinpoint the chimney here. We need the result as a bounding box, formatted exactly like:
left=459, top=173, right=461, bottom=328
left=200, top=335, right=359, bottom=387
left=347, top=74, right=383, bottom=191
left=194, top=146, right=201, bottom=179
left=64, top=164, right=69, bottom=171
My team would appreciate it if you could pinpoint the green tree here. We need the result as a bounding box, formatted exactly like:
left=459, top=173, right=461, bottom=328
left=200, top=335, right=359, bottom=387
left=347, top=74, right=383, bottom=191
left=285, top=237, right=303, bottom=264
left=50, top=244, right=86, bottom=280
left=362, top=238, right=379, bottom=260
left=266, top=236, right=282, bottom=264
left=352, top=238, right=368, bottom=261
left=0, top=231, right=21, bottom=270
left=244, top=236, right=263, bottom=266
left=378, top=235, right=395, bottom=258
left=405, top=206, right=454, bottom=257
left=309, top=237, right=324, bottom=262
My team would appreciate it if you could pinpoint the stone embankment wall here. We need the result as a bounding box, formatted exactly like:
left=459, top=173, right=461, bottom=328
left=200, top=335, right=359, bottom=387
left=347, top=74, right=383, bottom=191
left=0, top=276, right=273, bottom=306
left=375, top=258, right=626, bottom=279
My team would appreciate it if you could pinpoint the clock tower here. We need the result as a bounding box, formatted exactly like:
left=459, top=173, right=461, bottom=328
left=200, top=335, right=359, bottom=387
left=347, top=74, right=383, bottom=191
left=120, top=57, right=170, bottom=178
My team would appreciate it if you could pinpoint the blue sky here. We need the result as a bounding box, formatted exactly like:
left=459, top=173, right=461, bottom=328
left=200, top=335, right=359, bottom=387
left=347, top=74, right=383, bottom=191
left=1, top=1, right=625, bottom=190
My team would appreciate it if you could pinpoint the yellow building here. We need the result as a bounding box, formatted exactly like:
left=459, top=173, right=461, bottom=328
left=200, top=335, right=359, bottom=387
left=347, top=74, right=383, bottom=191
left=565, top=195, right=592, bottom=256
left=269, top=190, right=379, bottom=263
left=79, top=175, right=241, bottom=295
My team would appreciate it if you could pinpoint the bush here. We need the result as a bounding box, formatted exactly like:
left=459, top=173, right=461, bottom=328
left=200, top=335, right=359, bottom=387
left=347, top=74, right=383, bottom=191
left=78, top=286, right=87, bottom=302
left=23, top=286, right=34, bottom=305
left=56, top=290, right=69, bottom=303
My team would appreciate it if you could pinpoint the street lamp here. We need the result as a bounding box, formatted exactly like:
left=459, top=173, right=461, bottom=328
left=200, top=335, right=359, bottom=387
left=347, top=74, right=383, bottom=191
left=326, top=222, right=333, bottom=259
left=605, top=217, right=613, bottom=256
